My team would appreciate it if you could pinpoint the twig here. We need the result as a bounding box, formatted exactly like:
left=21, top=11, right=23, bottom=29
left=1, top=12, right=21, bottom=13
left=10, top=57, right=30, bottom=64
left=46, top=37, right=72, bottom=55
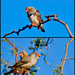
left=60, top=38, right=74, bottom=75
left=45, top=38, right=50, bottom=46
left=5, top=38, right=18, bottom=63
left=62, top=57, right=75, bottom=60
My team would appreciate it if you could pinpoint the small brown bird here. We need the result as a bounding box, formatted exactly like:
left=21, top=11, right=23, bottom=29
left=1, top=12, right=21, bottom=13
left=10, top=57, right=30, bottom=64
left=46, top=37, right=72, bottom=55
left=4, top=50, right=28, bottom=75
left=5, top=52, right=41, bottom=75
left=25, top=7, right=45, bottom=32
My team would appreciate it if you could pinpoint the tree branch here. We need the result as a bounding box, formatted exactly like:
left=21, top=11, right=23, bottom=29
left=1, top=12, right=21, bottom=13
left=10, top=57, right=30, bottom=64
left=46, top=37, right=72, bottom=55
left=53, top=14, right=73, bottom=37
left=60, top=38, right=74, bottom=75
left=62, top=57, right=75, bottom=60
left=3, top=14, right=74, bottom=37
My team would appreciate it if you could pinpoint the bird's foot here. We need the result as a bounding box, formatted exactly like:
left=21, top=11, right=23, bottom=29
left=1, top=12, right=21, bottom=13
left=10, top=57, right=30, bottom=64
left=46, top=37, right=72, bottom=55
left=17, top=70, right=23, bottom=74
left=22, top=68, right=30, bottom=75
left=29, top=25, right=32, bottom=29
left=32, top=23, right=38, bottom=27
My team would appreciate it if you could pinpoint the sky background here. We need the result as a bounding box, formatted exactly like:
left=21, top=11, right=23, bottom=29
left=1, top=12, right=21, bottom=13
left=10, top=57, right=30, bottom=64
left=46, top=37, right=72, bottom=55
left=1, top=38, right=74, bottom=75
left=1, top=0, right=74, bottom=37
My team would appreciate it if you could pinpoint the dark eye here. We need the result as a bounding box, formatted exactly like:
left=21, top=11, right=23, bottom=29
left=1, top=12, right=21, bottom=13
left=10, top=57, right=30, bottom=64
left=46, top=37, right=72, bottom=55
left=35, top=53, right=37, bottom=57
left=27, top=8, right=29, bottom=11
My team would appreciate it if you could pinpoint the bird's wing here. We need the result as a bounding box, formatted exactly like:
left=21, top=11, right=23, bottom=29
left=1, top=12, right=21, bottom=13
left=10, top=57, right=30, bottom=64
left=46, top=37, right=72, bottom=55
left=33, top=10, right=44, bottom=23
left=13, top=56, right=31, bottom=67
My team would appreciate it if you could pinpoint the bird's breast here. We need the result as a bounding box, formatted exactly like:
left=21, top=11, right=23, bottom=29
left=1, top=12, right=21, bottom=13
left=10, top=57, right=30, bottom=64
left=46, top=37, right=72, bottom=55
left=28, top=15, right=39, bottom=24
left=30, top=58, right=37, bottom=66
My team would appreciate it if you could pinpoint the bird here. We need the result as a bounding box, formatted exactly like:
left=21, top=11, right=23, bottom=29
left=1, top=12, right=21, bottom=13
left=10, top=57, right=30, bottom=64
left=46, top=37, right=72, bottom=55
left=4, top=50, right=28, bottom=75
left=25, top=6, right=45, bottom=32
left=5, top=52, right=41, bottom=75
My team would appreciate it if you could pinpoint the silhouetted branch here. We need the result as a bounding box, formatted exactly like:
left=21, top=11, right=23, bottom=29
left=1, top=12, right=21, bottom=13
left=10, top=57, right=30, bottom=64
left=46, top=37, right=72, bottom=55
left=3, top=25, right=29, bottom=37
left=46, top=14, right=74, bottom=37
left=3, top=14, right=73, bottom=37
left=3, top=16, right=51, bottom=37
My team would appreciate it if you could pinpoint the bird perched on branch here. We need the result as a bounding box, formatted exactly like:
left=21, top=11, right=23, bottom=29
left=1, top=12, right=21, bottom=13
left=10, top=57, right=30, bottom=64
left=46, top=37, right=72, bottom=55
left=5, top=52, right=41, bottom=75
left=25, top=6, right=45, bottom=32
left=4, top=50, right=28, bottom=75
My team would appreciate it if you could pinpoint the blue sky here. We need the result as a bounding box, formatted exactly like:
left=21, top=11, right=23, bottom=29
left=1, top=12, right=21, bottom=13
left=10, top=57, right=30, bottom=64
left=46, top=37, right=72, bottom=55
left=1, top=38, right=74, bottom=75
left=1, top=0, right=74, bottom=37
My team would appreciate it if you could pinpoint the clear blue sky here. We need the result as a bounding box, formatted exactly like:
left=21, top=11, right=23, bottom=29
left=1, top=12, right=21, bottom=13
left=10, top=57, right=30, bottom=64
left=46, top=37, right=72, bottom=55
left=1, top=38, right=74, bottom=75
left=1, top=0, right=74, bottom=37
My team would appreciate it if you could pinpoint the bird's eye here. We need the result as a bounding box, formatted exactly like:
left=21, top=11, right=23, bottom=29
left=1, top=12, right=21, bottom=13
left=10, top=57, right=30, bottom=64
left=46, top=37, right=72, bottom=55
left=35, top=53, right=37, bottom=57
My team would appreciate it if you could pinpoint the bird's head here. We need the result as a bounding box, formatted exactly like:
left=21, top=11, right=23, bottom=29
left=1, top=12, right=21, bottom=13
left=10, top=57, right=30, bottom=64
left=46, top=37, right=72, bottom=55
left=25, top=7, right=36, bottom=14
left=30, top=52, right=41, bottom=60
left=19, top=50, right=28, bottom=59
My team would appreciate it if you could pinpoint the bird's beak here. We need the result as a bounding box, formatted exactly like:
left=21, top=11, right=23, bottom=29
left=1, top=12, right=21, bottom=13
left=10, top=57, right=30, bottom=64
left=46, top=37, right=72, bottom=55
left=19, top=53, right=22, bottom=56
left=25, top=9, right=28, bottom=12
left=38, top=53, right=41, bottom=57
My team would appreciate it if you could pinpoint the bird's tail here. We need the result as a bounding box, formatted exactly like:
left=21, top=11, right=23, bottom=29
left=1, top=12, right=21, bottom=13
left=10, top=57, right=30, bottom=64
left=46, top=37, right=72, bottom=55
left=4, top=71, right=12, bottom=75
left=4, top=73, right=8, bottom=75
left=40, top=24, right=45, bottom=32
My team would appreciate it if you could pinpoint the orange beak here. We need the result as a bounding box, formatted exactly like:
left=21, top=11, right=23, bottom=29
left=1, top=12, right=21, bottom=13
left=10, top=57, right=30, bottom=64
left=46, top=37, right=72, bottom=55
left=19, top=53, right=22, bottom=56
left=25, top=9, right=28, bottom=12
left=38, top=53, right=41, bottom=57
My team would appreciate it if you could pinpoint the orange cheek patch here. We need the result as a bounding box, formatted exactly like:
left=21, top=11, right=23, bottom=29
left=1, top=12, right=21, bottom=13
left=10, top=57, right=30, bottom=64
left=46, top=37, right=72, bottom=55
left=23, top=54, right=28, bottom=57
left=29, top=8, right=32, bottom=11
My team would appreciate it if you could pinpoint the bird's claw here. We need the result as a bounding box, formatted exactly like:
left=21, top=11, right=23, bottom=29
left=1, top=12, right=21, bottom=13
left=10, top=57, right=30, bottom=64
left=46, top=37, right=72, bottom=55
left=17, top=70, right=23, bottom=74
left=29, top=25, right=32, bottom=29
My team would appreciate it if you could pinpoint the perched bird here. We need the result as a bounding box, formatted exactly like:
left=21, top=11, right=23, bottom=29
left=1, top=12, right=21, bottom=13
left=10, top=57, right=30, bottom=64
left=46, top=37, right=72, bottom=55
left=5, top=52, right=41, bottom=75
left=4, top=50, right=28, bottom=75
left=8, top=52, right=41, bottom=69
left=25, top=7, right=45, bottom=32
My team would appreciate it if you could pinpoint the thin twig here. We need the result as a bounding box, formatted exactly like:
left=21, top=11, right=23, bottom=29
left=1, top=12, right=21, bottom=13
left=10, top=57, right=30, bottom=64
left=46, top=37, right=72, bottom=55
left=46, top=38, right=50, bottom=46
left=62, top=57, right=75, bottom=60
left=5, top=38, right=18, bottom=63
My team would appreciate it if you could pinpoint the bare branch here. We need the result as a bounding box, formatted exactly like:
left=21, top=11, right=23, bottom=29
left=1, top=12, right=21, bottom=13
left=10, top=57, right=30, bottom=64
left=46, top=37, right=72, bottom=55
left=53, top=14, right=73, bottom=37
left=3, top=14, right=74, bottom=37
left=60, top=38, right=74, bottom=75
